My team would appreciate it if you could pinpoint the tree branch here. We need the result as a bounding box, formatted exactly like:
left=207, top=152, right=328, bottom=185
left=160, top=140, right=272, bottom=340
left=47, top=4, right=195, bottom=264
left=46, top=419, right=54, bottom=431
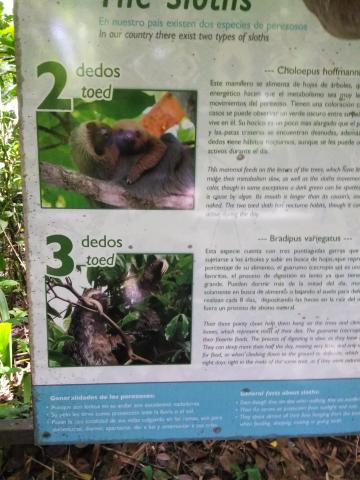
left=40, top=162, right=193, bottom=209
left=40, top=162, right=129, bottom=207
left=47, top=278, right=152, bottom=365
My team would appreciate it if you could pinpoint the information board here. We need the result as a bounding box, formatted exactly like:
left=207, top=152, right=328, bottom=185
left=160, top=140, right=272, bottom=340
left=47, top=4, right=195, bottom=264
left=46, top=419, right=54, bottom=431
left=15, top=0, right=360, bottom=444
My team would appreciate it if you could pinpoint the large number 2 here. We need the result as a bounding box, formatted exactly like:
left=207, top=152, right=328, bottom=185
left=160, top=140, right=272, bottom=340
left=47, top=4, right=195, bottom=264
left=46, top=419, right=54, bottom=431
left=37, top=61, right=73, bottom=111
left=47, top=235, right=74, bottom=276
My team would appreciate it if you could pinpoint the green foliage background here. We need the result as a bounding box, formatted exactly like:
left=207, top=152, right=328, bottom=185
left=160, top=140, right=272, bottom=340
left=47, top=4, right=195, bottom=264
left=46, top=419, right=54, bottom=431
left=47, top=253, right=193, bottom=367
left=0, top=1, right=30, bottom=419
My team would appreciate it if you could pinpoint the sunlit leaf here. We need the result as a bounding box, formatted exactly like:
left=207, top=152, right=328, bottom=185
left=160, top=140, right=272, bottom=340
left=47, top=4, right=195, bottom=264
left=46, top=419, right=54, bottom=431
left=0, top=366, right=20, bottom=375
left=120, top=311, right=140, bottom=328
left=165, top=314, right=189, bottom=341
left=0, top=322, right=12, bottom=367
left=142, top=465, right=153, bottom=480
left=245, top=466, right=262, bottom=480
left=0, top=218, right=8, bottom=232
left=0, top=279, right=19, bottom=292
left=0, top=288, right=10, bottom=322
left=22, top=373, right=32, bottom=404
left=63, top=314, right=72, bottom=332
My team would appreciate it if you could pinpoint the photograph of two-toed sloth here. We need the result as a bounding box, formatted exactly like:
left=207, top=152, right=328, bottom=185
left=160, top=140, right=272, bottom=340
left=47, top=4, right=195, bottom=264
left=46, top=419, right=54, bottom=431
left=303, top=0, right=360, bottom=39
left=38, top=90, right=196, bottom=209
left=46, top=254, right=193, bottom=367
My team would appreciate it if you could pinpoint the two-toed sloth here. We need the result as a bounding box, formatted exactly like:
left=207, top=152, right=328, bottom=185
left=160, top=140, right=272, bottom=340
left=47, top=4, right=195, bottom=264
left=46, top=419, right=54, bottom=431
left=70, top=120, right=195, bottom=207
left=303, top=0, right=360, bottom=39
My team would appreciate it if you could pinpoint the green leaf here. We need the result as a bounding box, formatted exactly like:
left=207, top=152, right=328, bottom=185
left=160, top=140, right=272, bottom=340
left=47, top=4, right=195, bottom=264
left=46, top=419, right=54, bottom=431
left=175, top=270, right=192, bottom=286
left=1, top=210, right=13, bottom=219
left=120, top=311, right=140, bottom=328
left=0, top=404, right=30, bottom=420
left=74, top=89, right=155, bottom=120
left=153, top=470, right=171, bottom=480
left=0, top=288, right=10, bottom=322
left=48, top=350, right=77, bottom=367
left=0, top=217, right=8, bottom=232
left=244, top=466, right=262, bottom=480
left=9, top=308, right=28, bottom=325
left=47, top=303, right=62, bottom=318
left=142, top=465, right=153, bottom=480
left=230, top=464, right=247, bottom=480
left=0, top=322, right=12, bottom=366
left=177, top=126, right=195, bottom=143
left=87, top=266, right=100, bottom=285
left=63, top=314, right=72, bottom=332
left=22, top=373, right=32, bottom=404
left=0, top=366, right=20, bottom=375
left=0, top=279, right=19, bottom=292
left=164, top=314, right=189, bottom=341
left=14, top=338, right=29, bottom=354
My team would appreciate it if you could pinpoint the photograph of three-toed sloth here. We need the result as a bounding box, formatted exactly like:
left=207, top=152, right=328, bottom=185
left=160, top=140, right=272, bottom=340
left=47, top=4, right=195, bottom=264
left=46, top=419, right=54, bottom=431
left=38, top=90, right=196, bottom=210
left=46, top=254, right=193, bottom=367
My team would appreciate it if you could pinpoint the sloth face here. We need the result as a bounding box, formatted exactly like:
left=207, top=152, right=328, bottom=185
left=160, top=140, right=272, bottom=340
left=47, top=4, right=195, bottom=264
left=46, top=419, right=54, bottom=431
left=86, top=122, right=113, bottom=156
left=113, top=128, right=145, bottom=154
left=83, top=288, right=109, bottom=310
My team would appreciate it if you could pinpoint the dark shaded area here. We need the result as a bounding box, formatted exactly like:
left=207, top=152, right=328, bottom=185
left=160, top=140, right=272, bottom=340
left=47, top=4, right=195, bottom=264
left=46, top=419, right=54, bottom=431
left=1, top=436, right=360, bottom=479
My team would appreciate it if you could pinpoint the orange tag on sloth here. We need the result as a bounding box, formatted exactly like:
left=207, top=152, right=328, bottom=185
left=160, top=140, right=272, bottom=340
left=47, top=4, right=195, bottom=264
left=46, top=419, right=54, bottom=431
left=140, top=92, right=186, bottom=137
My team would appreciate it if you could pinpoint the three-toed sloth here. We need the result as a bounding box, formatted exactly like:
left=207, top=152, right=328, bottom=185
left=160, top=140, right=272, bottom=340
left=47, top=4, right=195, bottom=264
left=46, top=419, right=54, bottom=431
left=70, top=120, right=194, bottom=207
left=65, top=289, right=121, bottom=366
left=64, top=259, right=169, bottom=366
left=120, top=259, right=168, bottom=333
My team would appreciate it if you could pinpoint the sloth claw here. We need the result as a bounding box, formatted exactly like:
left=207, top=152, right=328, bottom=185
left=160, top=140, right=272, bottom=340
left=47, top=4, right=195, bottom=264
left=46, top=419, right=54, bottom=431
left=161, top=259, right=169, bottom=275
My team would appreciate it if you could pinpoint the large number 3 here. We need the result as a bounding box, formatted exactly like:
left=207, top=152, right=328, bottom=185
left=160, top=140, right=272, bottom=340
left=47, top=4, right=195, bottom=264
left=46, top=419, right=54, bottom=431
left=37, top=61, right=73, bottom=111
left=47, top=235, right=74, bottom=276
